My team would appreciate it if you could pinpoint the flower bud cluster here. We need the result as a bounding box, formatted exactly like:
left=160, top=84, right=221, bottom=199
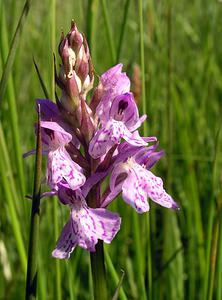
left=57, top=21, right=94, bottom=122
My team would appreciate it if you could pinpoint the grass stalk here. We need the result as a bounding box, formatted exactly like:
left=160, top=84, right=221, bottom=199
left=0, top=0, right=33, bottom=107
left=204, top=116, right=222, bottom=300
left=166, top=1, right=173, bottom=188
left=116, top=0, right=131, bottom=63
left=0, top=123, right=27, bottom=273
left=25, top=106, right=42, bottom=300
left=208, top=213, right=219, bottom=300
left=86, top=0, right=99, bottom=59
left=138, top=1, right=151, bottom=298
left=101, top=0, right=116, bottom=64
left=164, top=4, right=184, bottom=299
left=0, top=5, right=27, bottom=216
left=66, top=248, right=81, bottom=300
left=104, top=247, right=128, bottom=300
left=216, top=207, right=222, bottom=300
left=132, top=212, right=147, bottom=300
left=51, top=0, right=62, bottom=298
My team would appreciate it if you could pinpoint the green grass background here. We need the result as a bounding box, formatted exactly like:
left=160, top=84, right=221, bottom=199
left=0, top=0, right=222, bottom=299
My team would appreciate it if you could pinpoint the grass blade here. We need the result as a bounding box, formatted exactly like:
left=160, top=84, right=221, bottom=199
left=0, top=0, right=33, bottom=107
left=101, top=0, right=116, bottom=64
left=86, top=0, right=99, bottom=59
left=104, top=247, right=127, bottom=300
left=51, top=1, right=62, bottom=298
left=138, top=1, right=151, bottom=298
left=0, top=123, right=27, bottom=274
left=116, top=0, right=131, bottom=62
left=33, top=58, right=49, bottom=99
left=0, top=6, right=27, bottom=222
left=25, top=105, right=42, bottom=300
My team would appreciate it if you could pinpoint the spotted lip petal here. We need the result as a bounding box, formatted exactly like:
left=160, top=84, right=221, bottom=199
left=122, top=172, right=150, bottom=213
left=52, top=188, right=121, bottom=259
left=143, top=170, right=179, bottom=210
left=105, top=158, right=179, bottom=213
left=46, top=147, right=86, bottom=191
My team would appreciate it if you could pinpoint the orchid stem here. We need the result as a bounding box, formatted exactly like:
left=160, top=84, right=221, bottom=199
left=25, top=106, right=42, bottom=300
left=89, top=187, right=108, bottom=300
left=90, top=240, right=108, bottom=300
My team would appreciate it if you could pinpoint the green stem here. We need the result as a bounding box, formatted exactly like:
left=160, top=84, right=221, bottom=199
left=25, top=107, right=42, bottom=300
left=90, top=240, right=108, bottom=300
left=88, top=183, right=107, bottom=299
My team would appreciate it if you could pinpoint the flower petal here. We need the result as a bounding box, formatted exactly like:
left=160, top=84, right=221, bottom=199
left=89, top=120, right=147, bottom=159
left=83, top=208, right=121, bottom=244
left=53, top=188, right=121, bottom=257
left=109, top=93, right=146, bottom=130
left=122, top=171, right=150, bottom=213
left=144, top=170, right=179, bottom=209
left=47, top=147, right=86, bottom=190
left=41, top=121, right=72, bottom=150
left=52, top=220, right=77, bottom=259
left=70, top=203, right=120, bottom=251
left=96, top=65, right=131, bottom=123
left=123, top=130, right=147, bottom=147
left=82, top=171, right=108, bottom=197
left=101, top=183, right=123, bottom=208
left=37, top=99, right=60, bottom=121
left=89, top=120, right=125, bottom=159
left=100, top=64, right=130, bottom=95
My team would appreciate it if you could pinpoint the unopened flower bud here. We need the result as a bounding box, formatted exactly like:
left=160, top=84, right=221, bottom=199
left=57, top=21, right=94, bottom=118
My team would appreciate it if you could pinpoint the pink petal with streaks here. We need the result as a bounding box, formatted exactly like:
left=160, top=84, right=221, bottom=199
left=52, top=189, right=121, bottom=258
left=46, top=147, right=85, bottom=191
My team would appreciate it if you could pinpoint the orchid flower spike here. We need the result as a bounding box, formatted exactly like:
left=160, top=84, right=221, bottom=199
left=27, top=22, right=179, bottom=259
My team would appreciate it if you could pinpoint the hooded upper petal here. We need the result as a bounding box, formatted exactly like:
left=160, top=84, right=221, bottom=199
left=100, top=64, right=130, bottom=95
left=37, top=99, right=60, bottom=121
left=96, top=65, right=130, bottom=123
left=41, top=121, right=72, bottom=150
left=109, top=93, right=146, bottom=130
left=38, top=100, right=80, bottom=148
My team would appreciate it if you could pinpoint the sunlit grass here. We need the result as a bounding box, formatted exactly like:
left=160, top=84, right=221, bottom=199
left=0, top=0, right=222, bottom=299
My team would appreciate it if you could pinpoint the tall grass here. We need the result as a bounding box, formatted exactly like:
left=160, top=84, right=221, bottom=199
left=0, top=0, right=222, bottom=299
